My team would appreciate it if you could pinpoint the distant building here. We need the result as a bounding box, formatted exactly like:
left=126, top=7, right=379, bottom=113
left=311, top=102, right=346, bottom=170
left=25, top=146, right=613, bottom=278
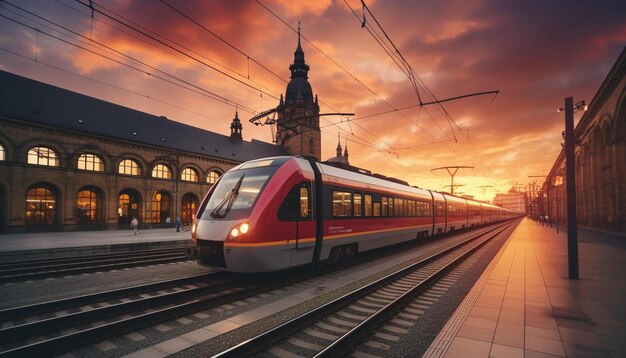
left=492, top=190, right=526, bottom=213
left=275, top=25, right=321, bottom=161
left=326, top=134, right=350, bottom=165
left=541, top=46, right=626, bottom=232
left=0, top=70, right=286, bottom=233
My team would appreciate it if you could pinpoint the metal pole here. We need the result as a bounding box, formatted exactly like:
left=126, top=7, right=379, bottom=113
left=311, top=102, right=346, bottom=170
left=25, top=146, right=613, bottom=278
left=564, top=97, right=579, bottom=279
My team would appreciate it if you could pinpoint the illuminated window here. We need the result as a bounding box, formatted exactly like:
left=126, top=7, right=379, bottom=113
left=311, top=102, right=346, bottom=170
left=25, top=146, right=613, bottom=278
left=25, top=186, right=56, bottom=225
left=27, top=146, right=59, bottom=166
left=373, top=202, right=381, bottom=217
left=332, top=191, right=352, bottom=217
left=388, top=197, right=394, bottom=217
left=353, top=193, right=362, bottom=217
left=300, top=187, right=310, bottom=218
left=151, top=191, right=171, bottom=223
left=119, top=159, right=141, bottom=176
left=382, top=197, right=388, bottom=217
left=78, top=153, right=104, bottom=172
left=207, top=170, right=221, bottom=184
left=152, top=164, right=171, bottom=179
left=181, top=168, right=199, bottom=182
left=76, top=189, right=98, bottom=224
left=364, top=194, right=372, bottom=217
left=0, top=143, right=5, bottom=161
left=181, top=193, right=198, bottom=224
left=395, top=198, right=402, bottom=217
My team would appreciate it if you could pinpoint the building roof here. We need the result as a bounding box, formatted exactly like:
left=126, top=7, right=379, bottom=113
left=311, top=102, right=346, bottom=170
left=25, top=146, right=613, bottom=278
left=0, top=70, right=287, bottom=163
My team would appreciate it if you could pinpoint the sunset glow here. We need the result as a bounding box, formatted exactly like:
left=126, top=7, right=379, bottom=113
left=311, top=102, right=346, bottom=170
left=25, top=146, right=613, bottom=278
left=1, top=0, right=624, bottom=201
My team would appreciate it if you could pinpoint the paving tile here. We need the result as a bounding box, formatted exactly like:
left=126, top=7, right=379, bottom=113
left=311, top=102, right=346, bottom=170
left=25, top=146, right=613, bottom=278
left=488, top=343, right=523, bottom=358
left=493, top=322, right=524, bottom=348
left=525, top=335, right=566, bottom=356
left=443, top=337, right=490, bottom=358
left=468, top=305, right=500, bottom=320
left=562, top=342, right=612, bottom=358
left=525, top=326, right=561, bottom=341
left=523, top=350, right=563, bottom=358
left=558, top=327, right=604, bottom=349
left=457, top=322, right=495, bottom=342
left=498, top=309, right=524, bottom=323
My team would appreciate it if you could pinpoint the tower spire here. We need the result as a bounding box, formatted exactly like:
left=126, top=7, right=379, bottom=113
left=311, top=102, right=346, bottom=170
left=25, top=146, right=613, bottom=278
left=336, top=131, right=342, bottom=157
left=298, top=21, right=301, bottom=48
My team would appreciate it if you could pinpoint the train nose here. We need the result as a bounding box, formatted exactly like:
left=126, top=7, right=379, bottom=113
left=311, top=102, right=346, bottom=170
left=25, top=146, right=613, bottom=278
left=185, top=246, right=198, bottom=258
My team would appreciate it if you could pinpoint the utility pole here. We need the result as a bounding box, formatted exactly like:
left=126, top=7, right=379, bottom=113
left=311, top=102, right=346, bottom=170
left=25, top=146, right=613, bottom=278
left=558, top=97, right=585, bottom=280
left=431, top=166, right=474, bottom=195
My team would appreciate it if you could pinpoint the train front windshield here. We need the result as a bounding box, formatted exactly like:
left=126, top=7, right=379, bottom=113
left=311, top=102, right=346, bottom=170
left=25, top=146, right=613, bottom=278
left=201, top=165, right=278, bottom=220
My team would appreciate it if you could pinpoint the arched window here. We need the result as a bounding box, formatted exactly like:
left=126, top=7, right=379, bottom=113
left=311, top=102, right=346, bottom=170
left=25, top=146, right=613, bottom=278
left=78, top=153, right=104, bottom=172
left=151, top=191, right=171, bottom=223
left=27, top=146, right=59, bottom=167
left=119, top=159, right=141, bottom=176
left=181, top=193, right=198, bottom=224
left=118, top=189, right=141, bottom=226
left=207, top=170, right=221, bottom=184
left=0, top=142, right=5, bottom=161
left=77, top=189, right=99, bottom=224
left=152, top=164, right=172, bottom=179
left=181, top=168, right=199, bottom=182
left=26, top=186, right=56, bottom=225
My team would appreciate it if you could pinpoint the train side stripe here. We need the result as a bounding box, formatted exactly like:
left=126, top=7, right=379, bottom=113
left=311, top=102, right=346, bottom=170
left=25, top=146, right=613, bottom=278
left=224, top=224, right=432, bottom=248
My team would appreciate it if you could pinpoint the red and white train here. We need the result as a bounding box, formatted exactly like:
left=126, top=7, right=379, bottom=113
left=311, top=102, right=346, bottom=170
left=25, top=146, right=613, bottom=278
left=189, top=156, right=520, bottom=273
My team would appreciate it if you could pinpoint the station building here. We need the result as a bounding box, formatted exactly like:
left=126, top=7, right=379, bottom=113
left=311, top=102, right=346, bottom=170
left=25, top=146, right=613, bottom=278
left=0, top=32, right=321, bottom=233
left=541, top=46, right=626, bottom=233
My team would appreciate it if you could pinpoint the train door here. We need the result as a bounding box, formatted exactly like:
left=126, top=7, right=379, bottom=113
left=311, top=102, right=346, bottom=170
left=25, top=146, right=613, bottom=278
left=278, top=182, right=314, bottom=266
left=295, top=184, right=313, bottom=248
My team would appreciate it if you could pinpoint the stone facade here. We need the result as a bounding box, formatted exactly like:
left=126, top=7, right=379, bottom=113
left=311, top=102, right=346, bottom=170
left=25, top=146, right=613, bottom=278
left=0, top=117, right=237, bottom=232
left=541, top=47, right=626, bottom=233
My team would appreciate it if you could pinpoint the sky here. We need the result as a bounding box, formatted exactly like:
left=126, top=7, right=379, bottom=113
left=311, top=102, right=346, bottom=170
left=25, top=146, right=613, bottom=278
left=1, top=0, right=625, bottom=202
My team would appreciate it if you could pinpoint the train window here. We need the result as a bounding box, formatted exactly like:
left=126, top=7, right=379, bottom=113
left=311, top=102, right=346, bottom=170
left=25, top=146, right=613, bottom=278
left=364, top=194, right=372, bottom=217
left=388, top=197, right=394, bottom=217
left=353, top=193, right=362, bottom=217
left=373, top=202, right=381, bottom=217
left=410, top=200, right=415, bottom=217
left=332, top=191, right=352, bottom=217
left=436, top=202, right=445, bottom=217
left=300, top=187, right=310, bottom=218
left=381, top=197, right=388, bottom=216
left=395, top=198, right=401, bottom=217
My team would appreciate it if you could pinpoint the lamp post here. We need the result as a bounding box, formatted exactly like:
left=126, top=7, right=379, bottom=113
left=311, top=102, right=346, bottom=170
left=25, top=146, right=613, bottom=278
left=558, top=97, right=586, bottom=280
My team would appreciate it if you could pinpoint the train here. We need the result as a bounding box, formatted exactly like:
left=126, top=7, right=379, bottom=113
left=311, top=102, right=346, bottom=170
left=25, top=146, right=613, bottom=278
left=189, top=156, right=521, bottom=273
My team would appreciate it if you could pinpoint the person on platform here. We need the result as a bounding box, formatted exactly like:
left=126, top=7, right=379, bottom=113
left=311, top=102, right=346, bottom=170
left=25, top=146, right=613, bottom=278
left=176, top=216, right=181, bottom=232
left=131, top=216, right=140, bottom=235
left=166, top=216, right=172, bottom=229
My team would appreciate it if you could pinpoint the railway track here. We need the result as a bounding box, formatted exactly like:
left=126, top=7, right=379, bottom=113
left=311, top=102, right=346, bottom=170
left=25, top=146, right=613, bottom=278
left=0, top=257, right=359, bottom=356
left=213, top=222, right=513, bottom=357
left=0, top=248, right=189, bottom=283
left=0, top=222, right=516, bottom=357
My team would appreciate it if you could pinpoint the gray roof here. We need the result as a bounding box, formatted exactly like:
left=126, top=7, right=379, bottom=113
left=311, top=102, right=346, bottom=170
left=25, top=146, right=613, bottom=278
left=0, top=70, right=288, bottom=162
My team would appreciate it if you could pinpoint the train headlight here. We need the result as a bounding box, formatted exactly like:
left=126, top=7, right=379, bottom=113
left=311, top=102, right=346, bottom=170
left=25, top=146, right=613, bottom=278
left=228, top=222, right=250, bottom=240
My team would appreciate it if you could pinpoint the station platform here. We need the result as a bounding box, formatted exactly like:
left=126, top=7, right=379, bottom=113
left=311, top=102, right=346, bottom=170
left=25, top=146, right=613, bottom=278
left=0, top=228, right=191, bottom=261
left=425, top=218, right=626, bottom=358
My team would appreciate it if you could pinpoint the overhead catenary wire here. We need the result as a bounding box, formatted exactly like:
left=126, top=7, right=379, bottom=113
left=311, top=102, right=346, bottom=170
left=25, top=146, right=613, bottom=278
left=0, top=7, right=258, bottom=114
